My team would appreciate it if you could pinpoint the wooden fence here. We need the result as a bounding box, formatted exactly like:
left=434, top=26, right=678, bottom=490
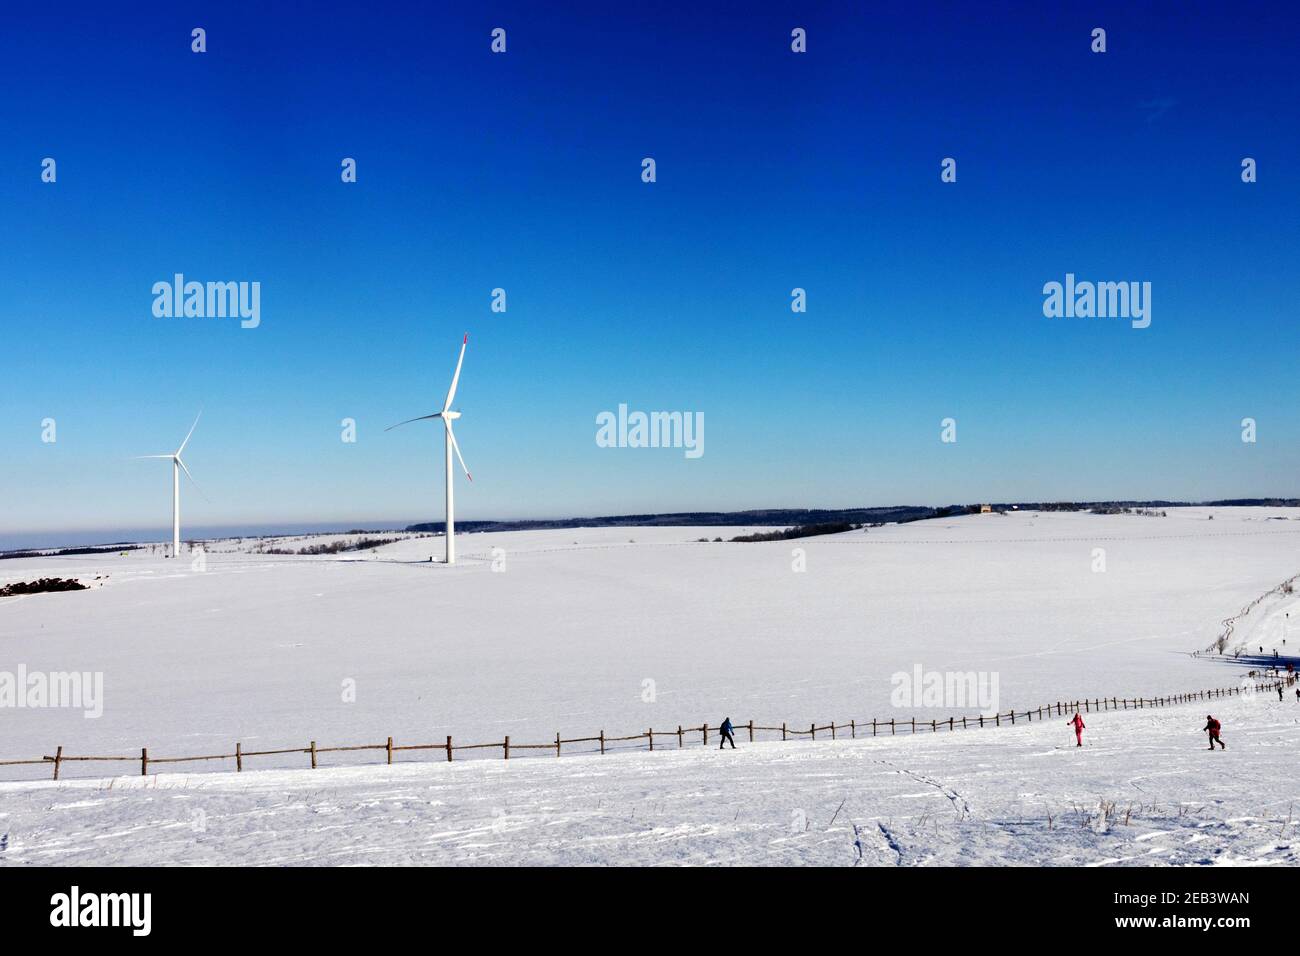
left=1, top=678, right=1290, bottom=783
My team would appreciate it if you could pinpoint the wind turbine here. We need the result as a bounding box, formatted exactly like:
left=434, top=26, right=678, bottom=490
left=387, top=334, right=473, bottom=565
left=135, top=412, right=203, bottom=558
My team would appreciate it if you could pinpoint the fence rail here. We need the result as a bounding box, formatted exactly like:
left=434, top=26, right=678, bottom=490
left=2, top=678, right=1291, bottom=783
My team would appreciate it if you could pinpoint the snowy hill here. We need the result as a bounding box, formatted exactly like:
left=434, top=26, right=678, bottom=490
left=2, top=508, right=1298, bottom=787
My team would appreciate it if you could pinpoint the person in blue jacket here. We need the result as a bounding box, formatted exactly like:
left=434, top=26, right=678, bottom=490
left=719, top=717, right=737, bottom=749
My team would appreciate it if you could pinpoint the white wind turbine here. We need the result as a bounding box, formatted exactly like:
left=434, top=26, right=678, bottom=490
left=134, top=412, right=203, bottom=558
left=387, top=334, right=473, bottom=564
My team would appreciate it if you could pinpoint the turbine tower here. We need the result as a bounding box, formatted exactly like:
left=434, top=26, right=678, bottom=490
left=387, top=334, right=473, bottom=564
left=135, top=412, right=203, bottom=558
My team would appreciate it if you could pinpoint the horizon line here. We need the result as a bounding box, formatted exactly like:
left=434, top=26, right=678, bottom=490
left=6, top=497, right=1300, bottom=553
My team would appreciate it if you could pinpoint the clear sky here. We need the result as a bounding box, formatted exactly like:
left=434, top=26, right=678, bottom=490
left=2, top=1, right=1298, bottom=546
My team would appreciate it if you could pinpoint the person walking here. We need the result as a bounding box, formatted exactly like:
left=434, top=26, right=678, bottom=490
left=719, top=716, right=737, bottom=750
left=1068, top=712, right=1085, bottom=747
left=1202, top=715, right=1226, bottom=750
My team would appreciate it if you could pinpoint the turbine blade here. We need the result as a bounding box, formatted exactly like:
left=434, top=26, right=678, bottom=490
left=385, top=413, right=442, bottom=432
left=176, top=410, right=202, bottom=456
left=442, top=333, right=468, bottom=412
left=445, top=420, right=472, bottom=481
left=176, top=456, right=209, bottom=501
left=132, top=455, right=173, bottom=459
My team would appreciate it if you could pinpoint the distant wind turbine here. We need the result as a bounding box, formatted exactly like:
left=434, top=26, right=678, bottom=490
left=387, top=334, right=473, bottom=565
left=134, top=412, right=203, bottom=558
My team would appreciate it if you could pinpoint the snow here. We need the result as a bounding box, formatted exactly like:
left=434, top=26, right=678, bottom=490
left=1, top=508, right=1298, bottom=784
left=2, top=506, right=1299, bottom=864
left=0, top=690, right=1295, bottom=866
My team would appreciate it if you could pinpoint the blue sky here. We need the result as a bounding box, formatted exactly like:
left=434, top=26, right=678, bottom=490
left=2, top=1, right=1298, bottom=545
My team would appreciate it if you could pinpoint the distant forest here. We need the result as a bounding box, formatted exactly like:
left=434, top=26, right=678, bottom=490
left=0, top=544, right=141, bottom=561
left=8, top=501, right=1296, bottom=558
left=404, top=499, right=1300, bottom=536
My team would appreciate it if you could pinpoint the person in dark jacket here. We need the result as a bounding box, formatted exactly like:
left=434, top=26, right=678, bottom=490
left=719, top=717, right=736, bottom=749
left=1202, top=715, right=1226, bottom=750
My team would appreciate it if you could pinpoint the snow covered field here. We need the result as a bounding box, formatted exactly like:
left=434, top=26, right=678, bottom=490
left=1, top=690, right=1295, bottom=866
left=2, top=508, right=1299, bottom=787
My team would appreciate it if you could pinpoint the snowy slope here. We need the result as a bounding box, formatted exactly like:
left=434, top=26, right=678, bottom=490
left=1, top=691, right=1295, bottom=866
left=2, top=510, right=1299, bottom=783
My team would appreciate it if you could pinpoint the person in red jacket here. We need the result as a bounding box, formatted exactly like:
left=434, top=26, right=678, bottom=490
left=1068, top=712, right=1085, bottom=747
left=1203, top=715, right=1226, bottom=750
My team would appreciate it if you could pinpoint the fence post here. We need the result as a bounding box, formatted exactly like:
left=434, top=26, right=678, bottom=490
left=557, top=732, right=562, bottom=757
left=703, top=723, right=709, bottom=745
left=810, top=723, right=816, bottom=740
left=678, top=725, right=683, bottom=748
left=949, top=717, right=954, bottom=731
left=910, top=718, right=915, bottom=734
left=782, top=722, right=787, bottom=741
left=236, top=742, right=242, bottom=772
left=503, top=736, right=510, bottom=760
left=748, top=720, right=754, bottom=743
left=647, top=729, right=653, bottom=752
left=961, top=716, right=967, bottom=729
left=831, top=722, right=836, bottom=740
left=1010, top=711, right=1015, bottom=724
left=310, top=741, right=316, bottom=769
left=599, top=731, right=605, bottom=755
left=979, top=715, right=984, bottom=728
left=53, top=745, right=63, bottom=781
left=995, top=714, right=1000, bottom=726
left=931, top=719, right=937, bottom=732
left=890, top=719, right=895, bottom=735
left=446, top=735, right=453, bottom=762
left=141, top=747, right=148, bottom=776
left=387, top=736, right=393, bottom=765
left=850, top=719, right=856, bottom=739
